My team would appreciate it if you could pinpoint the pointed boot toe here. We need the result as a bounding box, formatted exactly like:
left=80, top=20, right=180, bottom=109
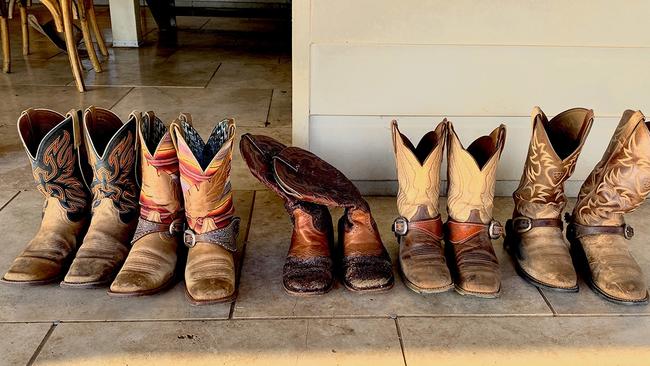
left=3, top=257, right=62, bottom=284
left=343, top=255, right=394, bottom=292
left=595, top=277, right=649, bottom=304
left=283, top=257, right=333, bottom=295
left=518, top=256, right=577, bottom=291
left=62, top=257, right=118, bottom=287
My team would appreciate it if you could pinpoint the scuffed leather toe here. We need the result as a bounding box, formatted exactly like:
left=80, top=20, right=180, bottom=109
left=402, top=262, right=453, bottom=291
left=110, top=272, right=159, bottom=294
left=594, top=275, right=649, bottom=303
left=3, top=257, right=62, bottom=283
left=343, top=255, right=394, bottom=291
left=457, top=270, right=501, bottom=297
left=63, top=258, right=117, bottom=285
left=519, top=258, right=577, bottom=290
left=186, top=278, right=235, bottom=303
left=283, top=256, right=333, bottom=294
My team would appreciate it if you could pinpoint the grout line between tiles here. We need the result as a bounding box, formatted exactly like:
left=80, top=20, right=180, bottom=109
left=0, top=191, right=21, bottom=211
left=264, top=89, right=274, bottom=127
left=203, top=62, right=222, bottom=88
left=109, top=87, right=135, bottom=109
left=26, top=322, right=57, bottom=366
left=537, top=288, right=558, bottom=316
left=394, top=317, right=408, bottom=366
left=229, top=190, right=257, bottom=319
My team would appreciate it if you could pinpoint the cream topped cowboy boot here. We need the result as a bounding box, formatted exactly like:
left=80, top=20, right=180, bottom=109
left=61, top=107, right=139, bottom=288
left=170, top=114, right=240, bottom=305
left=109, top=112, right=184, bottom=297
left=505, top=107, right=593, bottom=291
left=391, top=120, right=453, bottom=293
left=567, top=110, right=650, bottom=305
left=3, top=109, right=90, bottom=284
left=445, top=121, right=506, bottom=298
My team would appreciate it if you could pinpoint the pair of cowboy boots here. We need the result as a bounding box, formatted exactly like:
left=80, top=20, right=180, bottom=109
left=3, top=107, right=139, bottom=288
left=392, top=120, right=507, bottom=298
left=240, top=134, right=394, bottom=296
left=506, top=107, right=650, bottom=305
left=109, top=112, right=240, bottom=305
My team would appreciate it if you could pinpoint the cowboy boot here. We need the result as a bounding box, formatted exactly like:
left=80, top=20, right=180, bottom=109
left=240, top=134, right=334, bottom=296
left=109, top=112, right=184, bottom=297
left=272, top=147, right=394, bottom=293
left=61, top=107, right=139, bottom=288
left=445, top=121, right=506, bottom=298
left=2, top=109, right=90, bottom=284
left=390, top=120, right=453, bottom=293
left=567, top=110, right=650, bottom=305
left=505, top=107, right=593, bottom=291
left=170, top=114, right=240, bottom=305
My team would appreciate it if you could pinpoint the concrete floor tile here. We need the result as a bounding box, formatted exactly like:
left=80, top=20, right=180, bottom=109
left=0, top=55, right=75, bottom=86
left=34, top=318, right=403, bottom=366
left=0, top=190, right=253, bottom=322
left=232, top=194, right=551, bottom=318
left=0, top=322, right=52, bottom=366
left=110, top=87, right=272, bottom=128
left=266, top=89, right=291, bottom=127
left=0, top=191, right=19, bottom=208
left=208, top=62, right=291, bottom=89
left=399, top=316, right=650, bottom=366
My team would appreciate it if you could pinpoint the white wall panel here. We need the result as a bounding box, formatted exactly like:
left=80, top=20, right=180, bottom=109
left=311, top=44, right=650, bottom=117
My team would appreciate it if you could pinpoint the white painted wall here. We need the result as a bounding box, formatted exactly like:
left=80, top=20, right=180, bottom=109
left=292, top=0, right=650, bottom=195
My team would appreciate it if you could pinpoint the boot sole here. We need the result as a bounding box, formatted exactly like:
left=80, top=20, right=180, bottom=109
left=106, top=273, right=177, bottom=298
left=569, top=236, right=649, bottom=306
left=60, top=279, right=112, bottom=289
left=342, top=277, right=394, bottom=294
left=454, top=285, right=501, bottom=299
left=0, top=275, right=64, bottom=286
left=398, top=262, right=454, bottom=294
left=184, top=285, right=237, bottom=306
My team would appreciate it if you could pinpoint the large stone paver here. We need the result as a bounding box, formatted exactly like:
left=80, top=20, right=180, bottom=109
left=33, top=318, right=403, bottom=366
left=0, top=190, right=253, bottom=322
left=0, top=322, right=52, bottom=366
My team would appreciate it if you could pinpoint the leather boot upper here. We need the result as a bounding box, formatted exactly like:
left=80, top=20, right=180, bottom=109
left=508, top=107, right=593, bottom=290
left=110, top=112, right=183, bottom=295
left=570, top=110, right=650, bottom=303
left=171, top=114, right=239, bottom=304
left=446, top=121, right=506, bottom=297
left=3, top=109, right=90, bottom=283
left=63, top=107, right=139, bottom=287
left=391, top=120, right=452, bottom=292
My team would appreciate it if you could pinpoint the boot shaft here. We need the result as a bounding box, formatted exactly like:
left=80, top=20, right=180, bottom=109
left=83, top=107, right=139, bottom=224
left=513, top=107, right=593, bottom=219
left=137, top=111, right=183, bottom=224
left=446, top=121, right=506, bottom=224
left=170, top=113, right=236, bottom=234
left=391, top=120, right=446, bottom=221
left=574, top=111, right=650, bottom=226
left=17, top=108, right=90, bottom=221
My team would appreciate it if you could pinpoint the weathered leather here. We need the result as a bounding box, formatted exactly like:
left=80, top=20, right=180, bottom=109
left=569, top=110, right=650, bottom=304
left=109, top=112, right=183, bottom=296
left=506, top=107, right=593, bottom=291
left=446, top=121, right=506, bottom=297
left=3, top=109, right=90, bottom=284
left=239, top=134, right=334, bottom=295
left=62, top=107, right=139, bottom=287
left=273, top=147, right=394, bottom=292
left=391, top=120, right=452, bottom=292
left=170, top=113, right=239, bottom=304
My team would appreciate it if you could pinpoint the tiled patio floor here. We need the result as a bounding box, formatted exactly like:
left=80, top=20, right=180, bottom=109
left=0, top=6, right=649, bottom=366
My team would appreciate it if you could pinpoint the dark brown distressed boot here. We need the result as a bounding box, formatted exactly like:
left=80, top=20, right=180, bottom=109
left=61, top=107, right=139, bottom=288
left=3, top=109, right=90, bottom=284
left=109, top=112, right=184, bottom=297
left=391, top=120, right=453, bottom=293
left=240, top=134, right=334, bottom=296
left=272, top=147, right=394, bottom=293
left=445, top=121, right=506, bottom=298
left=567, top=110, right=650, bottom=305
left=505, top=107, right=593, bottom=291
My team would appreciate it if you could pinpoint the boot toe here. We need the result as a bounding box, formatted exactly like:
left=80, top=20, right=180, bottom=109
left=596, top=277, right=649, bottom=303
left=63, top=258, right=116, bottom=285
left=343, top=255, right=394, bottom=291
left=520, top=260, right=577, bottom=290
left=110, top=272, right=161, bottom=294
left=402, top=262, right=453, bottom=291
left=3, top=257, right=61, bottom=283
left=283, top=257, right=333, bottom=294
left=186, top=278, right=235, bottom=302
left=457, top=271, right=501, bottom=296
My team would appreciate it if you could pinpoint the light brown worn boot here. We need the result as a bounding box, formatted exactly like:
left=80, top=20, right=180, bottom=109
left=109, top=112, right=184, bottom=297
left=445, top=121, right=506, bottom=298
left=391, top=120, right=453, bottom=293
left=61, top=107, right=139, bottom=288
left=567, top=110, right=650, bottom=305
left=505, top=107, right=593, bottom=291
left=3, top=109, right=90, bottom=284
left=170, top=114, right=240, bottom=305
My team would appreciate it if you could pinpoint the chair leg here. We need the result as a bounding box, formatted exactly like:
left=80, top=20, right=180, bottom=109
left=87, top=2, right=107, bottom=57
left=61, top=0, right=85, bottom=92
left=78, top=5, right=102, bottom=72
left=1, top=17, right=10, bottom=73
left=19, top=1, right=29, bottom=55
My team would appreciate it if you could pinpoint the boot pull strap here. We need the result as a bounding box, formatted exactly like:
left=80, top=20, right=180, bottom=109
left=66, top=109, right=82, bottom=150
left=390, top=120, right=399, bottom=154
left=128, top=110, right=143, bottom=188
left=66, top=109, right=91, bottom=190
left=179, top=112, right=193, bottom=126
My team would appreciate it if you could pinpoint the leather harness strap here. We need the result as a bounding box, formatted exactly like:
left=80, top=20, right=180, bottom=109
left=131, top=217, right=184, bottom=244
left=445, top=219, right=504, bottom=244
left=392, top=216, right=443, bottom=242
left=183, top=217, right=241, bottom=252
left=507, top=216, right=564, bottom=236
left=566, top=221, right=634, bottom=240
